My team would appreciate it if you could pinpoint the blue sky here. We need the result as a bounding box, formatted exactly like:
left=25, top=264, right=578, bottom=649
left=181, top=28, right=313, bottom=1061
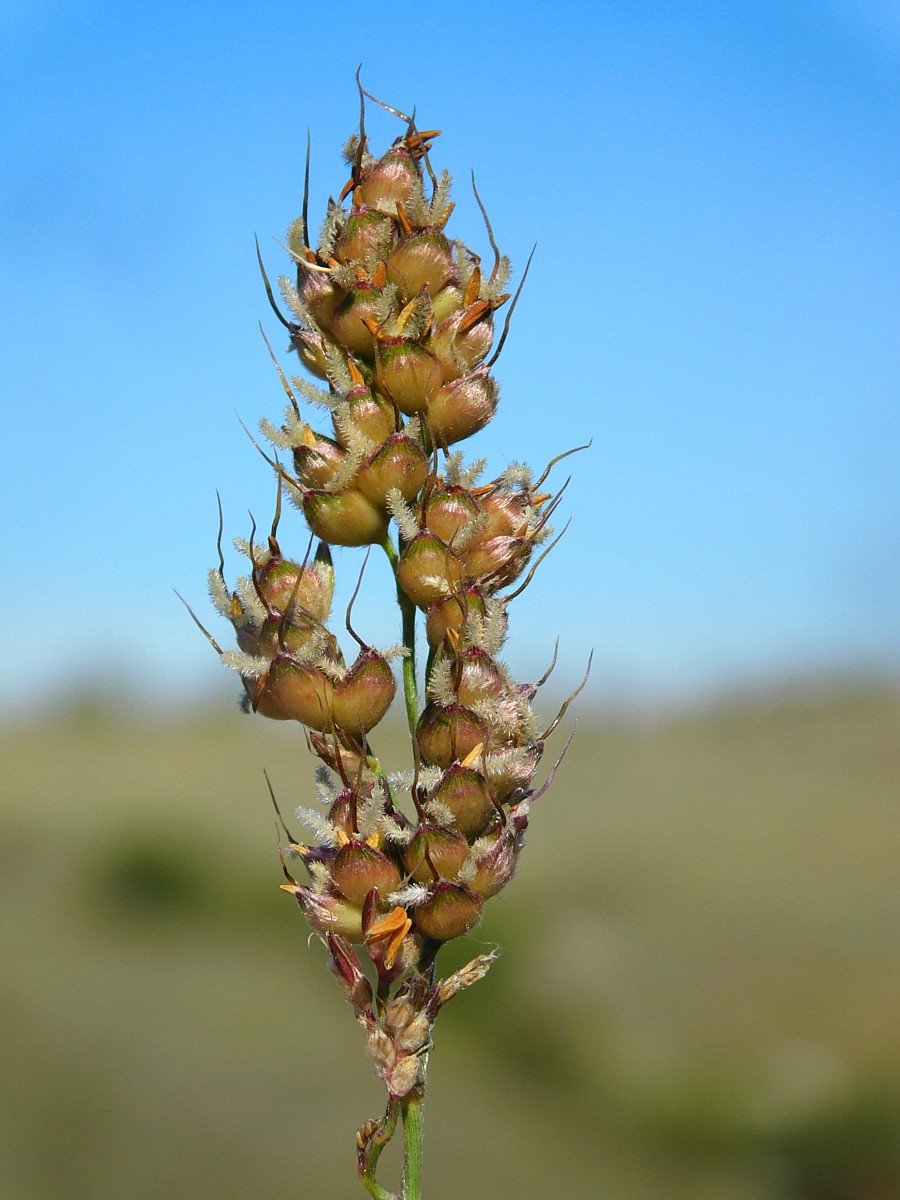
left=1, top=0, right=898, bottom=712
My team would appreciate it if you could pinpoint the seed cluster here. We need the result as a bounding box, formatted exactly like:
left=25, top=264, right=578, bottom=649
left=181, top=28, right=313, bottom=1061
left=202, top=107, right=580, bottom=1114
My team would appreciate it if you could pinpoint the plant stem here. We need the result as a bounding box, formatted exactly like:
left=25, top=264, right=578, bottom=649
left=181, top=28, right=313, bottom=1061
left=361, top=1098, right=400, bottom=1200
left=401, top=1088, right=425, bottom=1200
left=380, top=533, right=419, bottom=742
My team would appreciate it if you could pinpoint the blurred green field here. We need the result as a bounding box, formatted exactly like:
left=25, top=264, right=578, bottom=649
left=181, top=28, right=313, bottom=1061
left=2, top=680, right=898, bottom=1199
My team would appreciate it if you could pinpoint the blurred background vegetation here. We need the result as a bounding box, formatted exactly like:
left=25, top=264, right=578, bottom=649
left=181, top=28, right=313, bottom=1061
left=2, top=678, right=897, bottom=1199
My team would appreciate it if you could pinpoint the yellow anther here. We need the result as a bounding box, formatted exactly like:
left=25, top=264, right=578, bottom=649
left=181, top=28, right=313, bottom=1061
left=364, top=905, right=412, bottom=970
left=396, top=298, right=418, bottom=334
left=395, top=201, right=413, bottom=237
left=462, top=264, right=482, bottom=308
left=435, top=200, right=455, bottom=230
left=460, top=742, right=484, bottom=768
left=458, top=298, right=491, bottom=332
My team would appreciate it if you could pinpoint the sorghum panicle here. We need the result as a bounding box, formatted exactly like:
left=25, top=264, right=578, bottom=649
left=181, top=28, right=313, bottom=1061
left=198, top=86, right=582, bottom=1193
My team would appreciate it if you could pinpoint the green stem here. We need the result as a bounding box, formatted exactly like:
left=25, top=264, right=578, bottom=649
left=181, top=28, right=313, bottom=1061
left=401, top=1089, right=425, bottom=1200
left=361, top=1098, right=400, bottom=1200
left=380, top=533, right=419, bottom=743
